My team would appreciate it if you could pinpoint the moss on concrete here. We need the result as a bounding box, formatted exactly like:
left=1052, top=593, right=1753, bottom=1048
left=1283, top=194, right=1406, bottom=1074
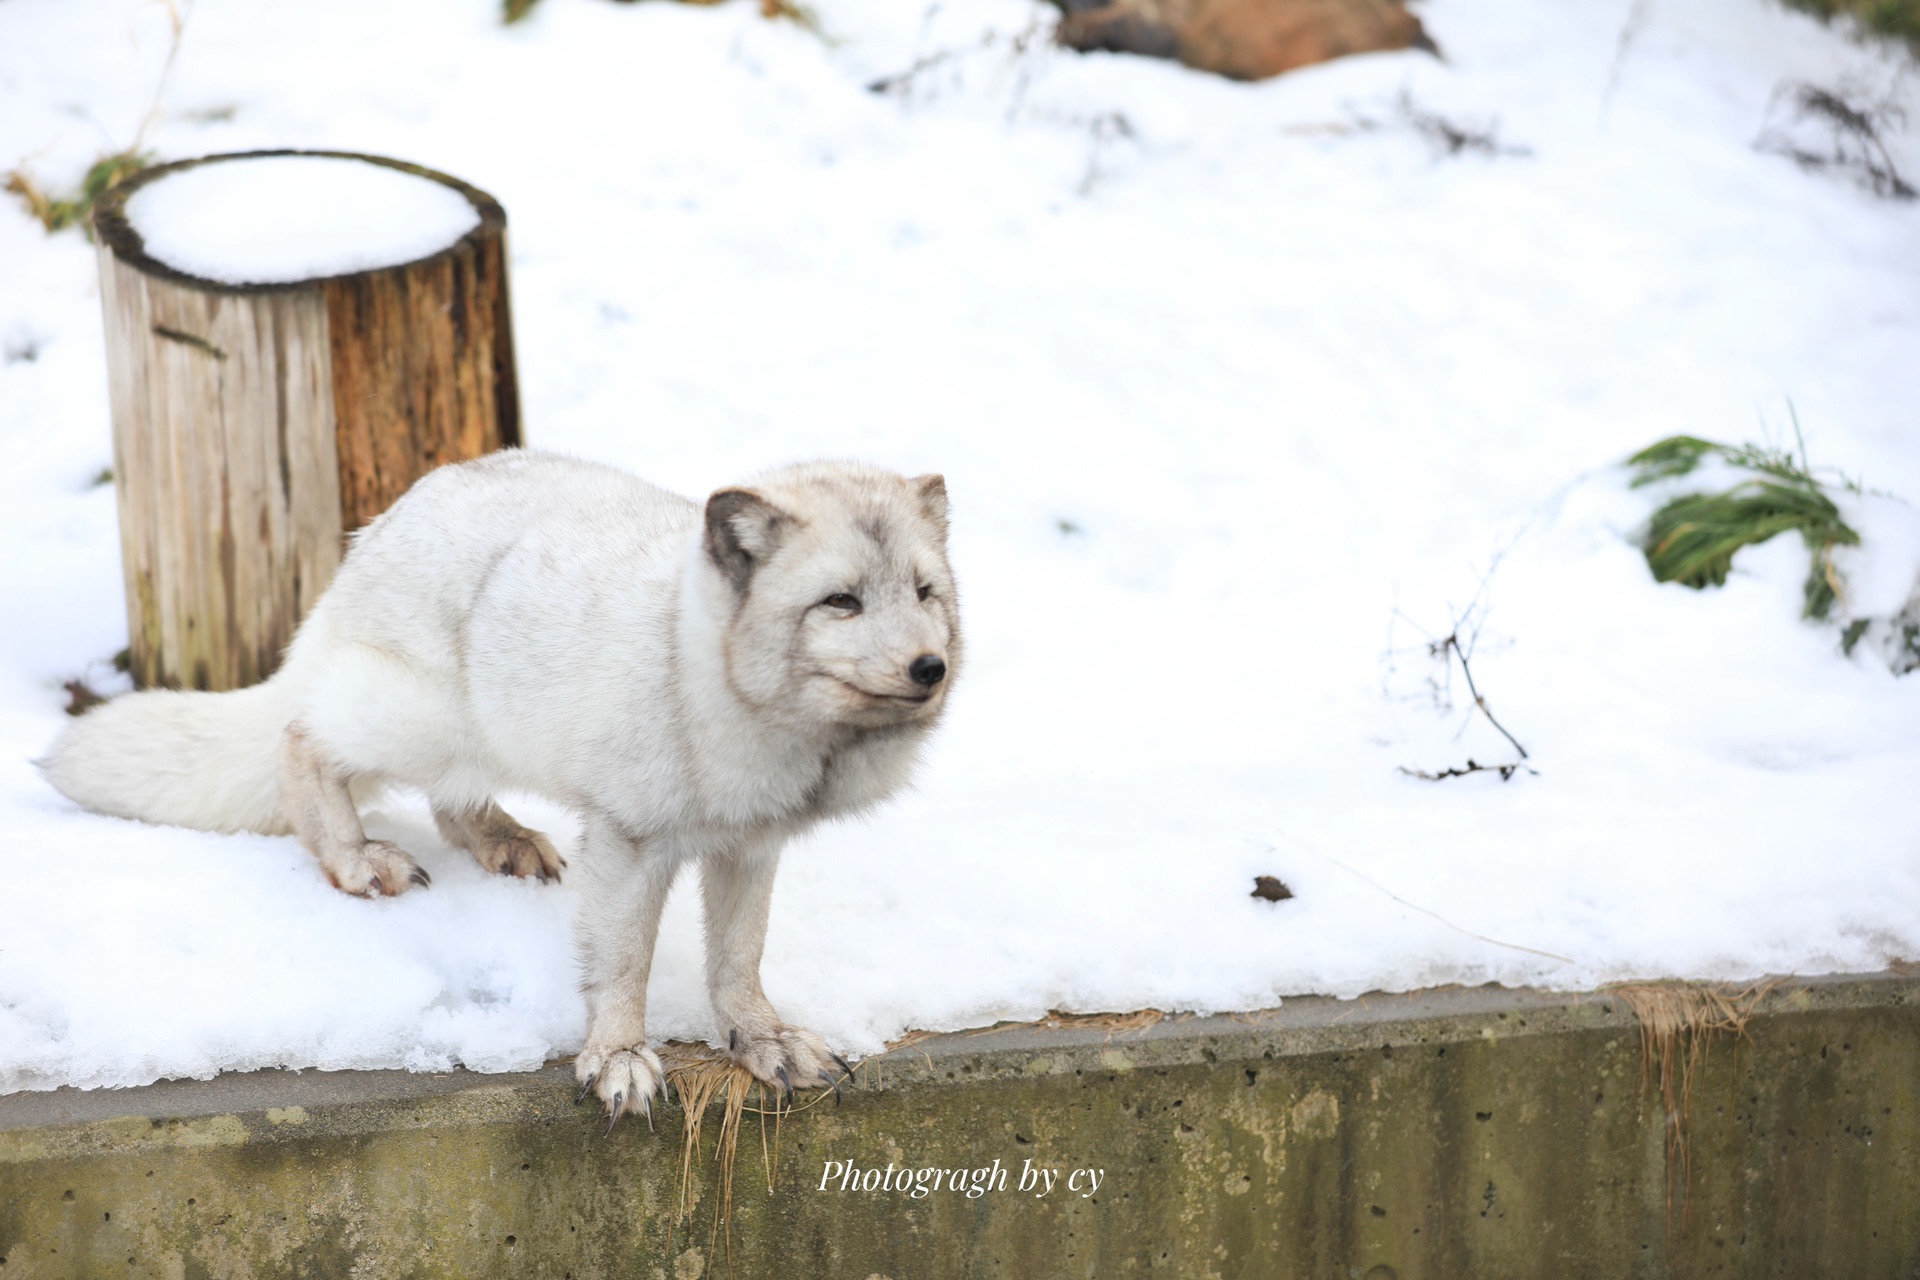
left=1, top=974, right=1915, bottom=1278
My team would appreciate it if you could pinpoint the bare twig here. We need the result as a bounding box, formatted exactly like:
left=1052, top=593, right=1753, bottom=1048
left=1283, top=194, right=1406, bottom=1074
left=1433, top=629, right=1530, bottom=761
left=132, top=0, right=192, bottom=152
left=1756, top=78, right=1916, bottom=200
left=5, top=1, right=188, bottom=234
left=1397, top=757, right=1532, bottom=782
left=1388, top=611, right=1536, bottom=780
left=1391, top=92, right=1531, bottom=158
left=865, top=13, right=1048, bottom=102
left=1599, top=0, right=1653, bottom=120
left=1078, top=111, right=1134, bottom=194
left=867, top=44, right=971, bottom=94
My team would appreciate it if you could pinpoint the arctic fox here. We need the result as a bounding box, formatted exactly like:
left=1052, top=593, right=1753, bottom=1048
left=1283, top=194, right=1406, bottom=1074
left=42, top=450, right=961, bottom=1123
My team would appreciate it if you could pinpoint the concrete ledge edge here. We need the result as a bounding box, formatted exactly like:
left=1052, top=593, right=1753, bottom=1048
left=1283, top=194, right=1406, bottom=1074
left=3, top=968, right=1912, bottom=1164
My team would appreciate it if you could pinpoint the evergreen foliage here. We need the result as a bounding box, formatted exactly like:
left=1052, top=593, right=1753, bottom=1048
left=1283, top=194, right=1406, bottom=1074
left=1627, top=433, right=1859, bottom=619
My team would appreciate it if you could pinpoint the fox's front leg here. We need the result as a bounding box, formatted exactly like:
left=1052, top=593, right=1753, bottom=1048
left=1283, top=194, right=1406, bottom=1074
left=574, top=816, right=681, bottom=1127
left=702, top=834, right=843, bottom=1095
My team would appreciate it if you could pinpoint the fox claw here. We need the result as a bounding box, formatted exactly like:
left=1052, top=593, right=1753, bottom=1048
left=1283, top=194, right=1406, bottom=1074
left=329, top=839, right=424, bottom=898
left=409, top=867, right=431, bottom=888
left=574, top=1045, right=664, bottom=1131
left=724, top=1024, right=839, bottom=1099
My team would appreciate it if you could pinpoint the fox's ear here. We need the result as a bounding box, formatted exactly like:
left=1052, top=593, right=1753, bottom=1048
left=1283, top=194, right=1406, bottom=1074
left=705, top=488, right=788, bottom=590
left=912, top=474, right=948, bottom=537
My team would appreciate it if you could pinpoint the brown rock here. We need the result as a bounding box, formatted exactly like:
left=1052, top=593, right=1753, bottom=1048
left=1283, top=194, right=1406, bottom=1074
left=1251, top=875, right=1295, bottom=902
left=1056, top=0, right=1436, bottom=82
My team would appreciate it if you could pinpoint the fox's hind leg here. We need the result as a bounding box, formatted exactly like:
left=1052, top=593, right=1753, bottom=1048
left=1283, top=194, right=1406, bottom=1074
left=434, top=800, right=566, bottom=882
left=281, top=724, right=428, bottom=897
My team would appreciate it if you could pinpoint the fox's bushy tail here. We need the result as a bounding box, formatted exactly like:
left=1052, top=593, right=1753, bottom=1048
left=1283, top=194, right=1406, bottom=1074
left=39, top=678, right=299, bottom=835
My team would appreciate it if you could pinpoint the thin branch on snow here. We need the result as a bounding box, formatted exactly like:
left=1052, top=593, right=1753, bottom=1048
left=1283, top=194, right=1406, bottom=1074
left=1398, top=757, right=1530, bottom=782
left=1393, top=624, right=1536, bottom=782
left=1756, top=78, right=1916, bottom=201
left=866, top=45, right=972, bottom=95
left=1598, top=0, right=1652, bottom=119
left=865, top=13, right=1049, bottom=101
left=1078, top=111, right=1135, bottom=195
left=1388, top=541, right=1538, bottom=782
left=1433, top=629, right=1531, bottom=762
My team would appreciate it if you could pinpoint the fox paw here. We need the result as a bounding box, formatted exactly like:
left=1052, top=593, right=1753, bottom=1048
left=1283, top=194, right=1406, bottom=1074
left=575, top=1044, right=664, bottom=1130
left=471, top=830, right=566, bottom=883
left=325, top=839, right=430, bottom=898
left=725, top=1023, right=843, bottom=1097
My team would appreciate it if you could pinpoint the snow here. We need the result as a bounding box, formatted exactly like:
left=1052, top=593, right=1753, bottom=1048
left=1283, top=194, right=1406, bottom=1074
left=2, top=0, right=1918, bottom=1093
left=124, top=154, right=480, bottom=285
left=1835, top=492, right=1920, bottom=617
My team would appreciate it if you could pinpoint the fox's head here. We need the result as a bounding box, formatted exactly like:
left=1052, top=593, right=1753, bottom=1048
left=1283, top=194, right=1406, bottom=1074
left=701, top=462, right=961, bottom=732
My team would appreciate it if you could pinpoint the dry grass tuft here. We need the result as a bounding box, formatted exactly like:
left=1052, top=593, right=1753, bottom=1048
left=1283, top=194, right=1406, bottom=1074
left=656, top=1042, right=856, bottom=1275
left=885, top=1027, right=940, bottom=1053
left=1608, top=979, right=1780, bottom=1224
left=757, top=0, right=821, bottom=29
left=1037, top=1007, right=1167, bottom=1037
left=6, top=151, right=154, bottom=236
left=952, top=1008, right=1169, bottom=1042
left=662, top=1048, right=763, bottom=1215
left=658, top=1045, right=777, bottom=1279
left=506, top=0, right=820, bottom=32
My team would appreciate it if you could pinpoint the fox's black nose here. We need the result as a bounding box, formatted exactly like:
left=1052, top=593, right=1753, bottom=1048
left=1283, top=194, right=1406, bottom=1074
left=909, top=655, right=947, bottom=688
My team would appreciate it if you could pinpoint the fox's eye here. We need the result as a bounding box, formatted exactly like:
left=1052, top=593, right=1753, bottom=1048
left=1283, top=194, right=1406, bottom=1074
left=917, top=583, right=933, bottom=601
left=823, top=593, right=862, bottom=613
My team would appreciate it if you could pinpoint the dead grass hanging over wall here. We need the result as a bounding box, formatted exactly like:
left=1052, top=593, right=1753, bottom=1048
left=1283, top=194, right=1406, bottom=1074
left=1607, top=979, right=1781, bottom=1224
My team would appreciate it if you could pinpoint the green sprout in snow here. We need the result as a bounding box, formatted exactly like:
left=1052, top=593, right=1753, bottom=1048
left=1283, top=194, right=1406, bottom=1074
left=1626, top=429, right=1860, bottom=620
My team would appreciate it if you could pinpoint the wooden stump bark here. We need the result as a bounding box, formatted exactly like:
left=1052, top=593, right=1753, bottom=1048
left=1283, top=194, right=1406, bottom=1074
left=1055, top=0, right=1435, bottom=81
left=92, top=150, right=521, bottom=692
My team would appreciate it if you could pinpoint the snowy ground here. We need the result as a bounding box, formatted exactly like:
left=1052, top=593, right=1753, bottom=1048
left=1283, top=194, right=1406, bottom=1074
left=2, top=0, right=1918, bottom=1093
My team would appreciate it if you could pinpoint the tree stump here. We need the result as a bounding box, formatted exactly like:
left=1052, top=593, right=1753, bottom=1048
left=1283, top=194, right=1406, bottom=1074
left=92, top=150, right=521, bottom=692
left=1054, top=0, right=1435, bottom=82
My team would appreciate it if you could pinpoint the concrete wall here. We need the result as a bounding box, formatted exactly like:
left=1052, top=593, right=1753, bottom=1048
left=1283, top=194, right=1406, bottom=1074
left=2, top=973, right=1915, bottom=1278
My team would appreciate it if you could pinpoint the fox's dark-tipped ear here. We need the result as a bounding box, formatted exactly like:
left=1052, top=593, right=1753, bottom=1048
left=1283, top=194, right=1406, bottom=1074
left=912, top=474, right=948, bottom=536
left=706, top=488, right=789, bottom=591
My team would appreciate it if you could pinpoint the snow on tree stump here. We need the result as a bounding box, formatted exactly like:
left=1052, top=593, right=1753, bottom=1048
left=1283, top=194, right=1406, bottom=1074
left=91, top=150, right=521, bottom=692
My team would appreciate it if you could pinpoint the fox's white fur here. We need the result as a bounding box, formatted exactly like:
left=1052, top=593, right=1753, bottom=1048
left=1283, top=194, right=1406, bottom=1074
left=42, top=450, right=961, bottom=1121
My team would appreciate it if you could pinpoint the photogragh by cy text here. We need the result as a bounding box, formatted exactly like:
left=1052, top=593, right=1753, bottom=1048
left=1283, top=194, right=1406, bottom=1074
left=817, top=1157, right=1105, bottom=1200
